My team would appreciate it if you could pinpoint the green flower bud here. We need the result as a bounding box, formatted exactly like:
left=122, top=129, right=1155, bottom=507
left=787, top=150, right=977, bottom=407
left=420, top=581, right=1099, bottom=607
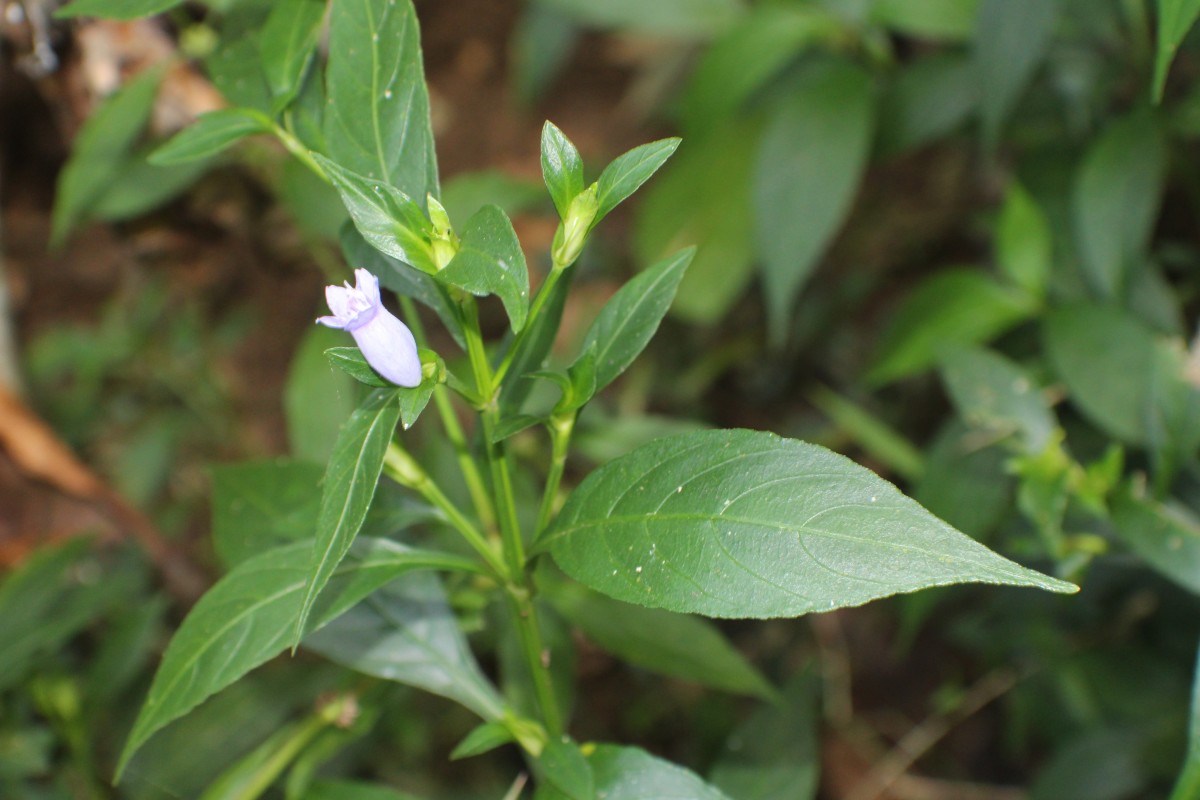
left=552, top=183, right=599, bottom=270
left=427, top=194, right=459, bottom=270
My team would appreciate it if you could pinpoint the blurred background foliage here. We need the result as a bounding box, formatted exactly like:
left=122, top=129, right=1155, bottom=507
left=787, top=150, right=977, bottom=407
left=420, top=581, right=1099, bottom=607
left=5, top=0, right=1200, bottom=797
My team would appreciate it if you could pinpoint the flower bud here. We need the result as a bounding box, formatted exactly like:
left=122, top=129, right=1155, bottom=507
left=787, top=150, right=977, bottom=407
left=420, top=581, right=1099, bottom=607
left=427, top=194, right=459, bottom=270
left=316, top=269, right=422, bottom=387
left=551, top=183, right=599, bottom=269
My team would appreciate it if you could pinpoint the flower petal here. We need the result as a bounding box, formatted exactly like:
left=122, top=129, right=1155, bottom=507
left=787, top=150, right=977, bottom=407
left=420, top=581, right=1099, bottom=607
left=354, top=268, right=382, bottom=305
left=316, top=315, right=347, bottom=329
left=350, top=305, right=422, bottom=387
left=325, top=284, right=354, bottom=319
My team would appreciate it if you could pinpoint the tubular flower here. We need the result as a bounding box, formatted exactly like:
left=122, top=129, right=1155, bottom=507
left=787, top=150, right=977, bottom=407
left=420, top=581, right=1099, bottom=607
left=317, top=269, right=421, bottom=387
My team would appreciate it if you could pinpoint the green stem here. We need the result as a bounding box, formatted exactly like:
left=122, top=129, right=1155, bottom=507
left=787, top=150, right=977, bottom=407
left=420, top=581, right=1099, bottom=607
left=400, top=297, right=498, bottom=534
left=493, top=264, right=566, bottom=387
left=507, top=590, right=563, bottom=738
left=383, top=442, right=507, bottom=580
left=536, top=412, right=576, bottom=535
left=458, top=296, right=562, bottom=735
left=273, top=123, right=329, bottom=184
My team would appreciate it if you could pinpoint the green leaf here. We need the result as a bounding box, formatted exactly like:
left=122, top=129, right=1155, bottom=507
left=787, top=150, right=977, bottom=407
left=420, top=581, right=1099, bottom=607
left=316, top=154, right=436, bottom=273
left=1111, top=488, right=1200, bottom=595
left=450, top=721, right=516, bottom=760
left=914, top=422, right=1012, bottom=540
left=305, top=573, right=506, bottom=720
left=56, top=0, right=183, bottom=19
left=975, top=0, right=1059, bottom=150
left=877, top=53, right=977, bottom=155
left=1169, top=640, right=1200, bottom=800
left=0, top=539, right=107, bottom=691
left=438, top=205, right=531, bottom=331
left=635, top=119, right=759, bottom=323
left=80, top=152, right=206, bottom=223
left=1146, top=341, right=1200, bottom=484
left=340, top=224, right=465, bottom=349
left=322, top=347, right=436, bottom=429
left=512, top=5, right=580, bottom=104
left=51, top=67, right=163, bottom=246
left=871, top=0, right=979, bottom=40
left=681, top=6, right=843, bottom=133
left=490, top=414, right=544, bottom=444
left=148, top=109, right=274, bottom=165
left=996, top=182, right=1052, bottom=298
left=324, top=0, right=438, bottom=198
left=91, top=155, right=211, bottom=220
left=577, top=247, right=693, bottom=394
left=1042, top=304, right=1159, bottom=444
left=594, top=138, right=681, bottom=225
left=868, top=269, right=1036, bottom=385
left=1072, top=112, right=1167, bottom=299
left=206, top=11, right=272, bottom=113
left=940, top=347, right=1056, bottom=454
left=1155, top=0, right=1200, bottom=100
left=531, top=0, right=743, bottom=37
left=211, top=459, right=325, bottom=568
left=499, top=266, right=575, bottom=413
left=117, top=538, right=477, bottom=778
left=325, top=346, right=394, bottom=388
left=294, top=389, right=402, bottom=644
left=260, top=0, right=327, bottom=112
left=547, top=579, right=775, bottom=697
left=541, top=122, right=585, bottom=219
left=285, top=325, right=360, bottom=463
left=754, top=61, right=874, bottom=343
left=536, top=745, right=732, bottom=800
left=538, top=738, right=595, bottom=800
left=539, top=430, right=1075, bottom=618
left=199, top=715, right=326, bottom=800
left=709, top=674, right=819, bottom=800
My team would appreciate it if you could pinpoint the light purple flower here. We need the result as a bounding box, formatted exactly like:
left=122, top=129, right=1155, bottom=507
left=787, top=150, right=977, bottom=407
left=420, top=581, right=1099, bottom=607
left=317, top=269, right=422, bottom=387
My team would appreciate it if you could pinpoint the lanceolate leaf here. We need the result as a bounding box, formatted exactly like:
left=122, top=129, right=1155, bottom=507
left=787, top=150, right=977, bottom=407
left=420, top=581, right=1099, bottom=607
left=51, top=67, right=163, bottom=246
left=316, top=154, right=437, bottom=272
left=709, top=674, right=819, bottom=800
left=868, top=269, right=1036, bottom=386
left=211, top=460, right=325, bottom=568
left=148, top=108, right=275, bottom=165
left=438, top=205, right=531, bottom=332
left=536, top=745, right=732, bottom=800
left=294, top=389, right=402, bottom=645
left=576, top=247, right=694, bottom=393
left=498, top=267, right=575, bottom=414
left=324, top=0, right=438, bottom=199
left=539, top=430, right=1075, bottom=618
left=541, top=121, right=585, bottom=219
left=975, top=0, right=1059, bottom=150
left=1073, top=112, right=1167, bottom=300
left=547, top=581, right=775, bottom=698
left=260, top=0, right=328, bottom=111
left=681, top=5, right=843, bottom=133
left=940, top=347, right=1056, bottom=454
left=117, top=538, right=479, bottom=778
left=754, top=61, right=874, bottom=344
left=305, top=573, right=506, bottom=721
left=1155, top=0, right=1200, bottom=100
left=1111, top=488, right=1200, bottom=596
left=593, top=138, right=681, bottom=225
